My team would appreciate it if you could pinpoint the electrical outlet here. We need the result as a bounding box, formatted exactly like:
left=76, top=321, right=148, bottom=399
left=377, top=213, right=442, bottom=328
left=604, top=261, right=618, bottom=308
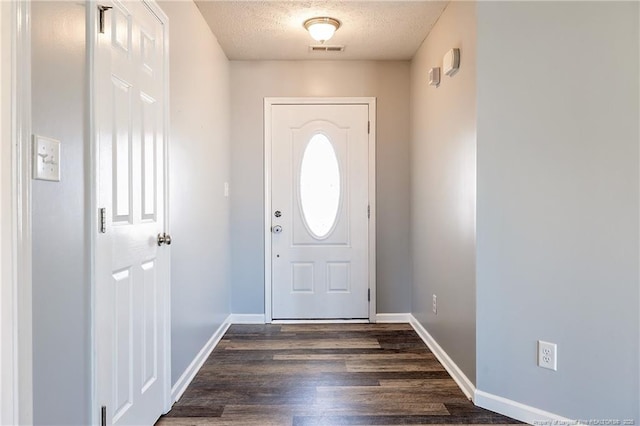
left=432, top=294, right=437, bottom=315
left=537, top=340, right=557, bottom=371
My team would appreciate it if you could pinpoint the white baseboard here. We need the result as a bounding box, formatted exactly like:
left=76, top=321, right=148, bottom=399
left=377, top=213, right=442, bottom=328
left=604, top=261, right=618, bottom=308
left=475, top=390, right=575, bottom=425
left=170, top=316, right=231, bottom=403
left=271, top=319, right=369, bottom=324
left=375, top=313, right=411, bottom=323
left=409, top=314, right=476, bottom=401
left=228, top=314, right=266, bottom=324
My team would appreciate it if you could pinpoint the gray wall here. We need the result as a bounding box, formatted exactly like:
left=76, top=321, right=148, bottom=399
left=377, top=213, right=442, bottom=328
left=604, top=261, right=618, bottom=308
left=476, top=1, right=639, bottom=420
left=230, top=60, right=412, bottom=315
left=31, top=2, right=89, bottom=424
left=158, top=1, right=232, bottom=386
left=409, top=1, right=477, bottom=383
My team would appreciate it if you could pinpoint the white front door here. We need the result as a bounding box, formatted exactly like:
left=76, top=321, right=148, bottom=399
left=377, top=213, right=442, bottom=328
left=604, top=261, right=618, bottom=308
left=269, top=103, right=371, bottom=319
left=95, top=1, right=169, bottom=424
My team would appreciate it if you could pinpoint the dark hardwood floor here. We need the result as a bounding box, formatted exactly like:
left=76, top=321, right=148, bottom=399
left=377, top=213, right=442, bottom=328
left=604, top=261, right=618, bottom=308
left=157, top=323, right=520, bottom=425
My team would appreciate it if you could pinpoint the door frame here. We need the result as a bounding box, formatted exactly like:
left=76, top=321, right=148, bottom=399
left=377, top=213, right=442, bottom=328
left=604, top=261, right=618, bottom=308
left=263, top=97, right=377, bottom=323
left=88, top=2, right=172, bottom=424
left=2, top=1, right=33, bottom=424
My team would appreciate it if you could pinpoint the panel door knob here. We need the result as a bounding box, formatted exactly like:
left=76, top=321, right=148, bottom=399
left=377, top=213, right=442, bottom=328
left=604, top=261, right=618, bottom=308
left=272, top=225, right=283, bottom=234
left=157, top=233, right=172, bottom=246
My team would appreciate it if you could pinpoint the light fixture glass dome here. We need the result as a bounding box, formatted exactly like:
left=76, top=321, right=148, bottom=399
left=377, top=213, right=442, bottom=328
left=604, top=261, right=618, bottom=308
left=304, top=17, right=341, bottom=43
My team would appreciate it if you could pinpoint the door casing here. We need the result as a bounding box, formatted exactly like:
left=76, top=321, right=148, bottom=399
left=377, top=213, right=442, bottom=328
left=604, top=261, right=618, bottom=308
left=263, top=97, right=377, bottom=323
left=2, top=1, right=33, bottom=424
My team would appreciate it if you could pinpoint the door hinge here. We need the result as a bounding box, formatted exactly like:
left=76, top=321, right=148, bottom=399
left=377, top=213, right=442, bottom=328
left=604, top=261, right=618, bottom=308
left=99, top=208, right=106, bottom=233
left=98, top=5, right=112, bottom=34
left=367, top=205, right=370, bottom=219
left=368, top=289, right=371, bottom=302
left=367, top=121, right=370, bottom=134
left=101, top=406, right=107, bottom=426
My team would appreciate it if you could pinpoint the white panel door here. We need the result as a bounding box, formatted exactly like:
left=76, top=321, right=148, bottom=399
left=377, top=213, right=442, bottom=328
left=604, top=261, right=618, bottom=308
left=271, top=104, right=369, bottom=319
left=95, top=1, right=168, bottom=425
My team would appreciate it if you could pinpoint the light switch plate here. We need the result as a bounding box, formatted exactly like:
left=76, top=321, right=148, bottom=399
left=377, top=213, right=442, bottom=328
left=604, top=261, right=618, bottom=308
left=33, top=135, right=61, bottom=181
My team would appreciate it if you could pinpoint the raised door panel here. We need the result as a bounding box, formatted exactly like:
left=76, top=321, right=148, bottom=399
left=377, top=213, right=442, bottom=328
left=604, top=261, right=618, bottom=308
left=112, top=269, right=133, bottom=423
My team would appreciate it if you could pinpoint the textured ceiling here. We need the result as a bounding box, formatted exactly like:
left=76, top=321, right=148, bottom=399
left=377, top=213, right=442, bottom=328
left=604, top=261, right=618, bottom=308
left=194, top=1, right=449, bottom=60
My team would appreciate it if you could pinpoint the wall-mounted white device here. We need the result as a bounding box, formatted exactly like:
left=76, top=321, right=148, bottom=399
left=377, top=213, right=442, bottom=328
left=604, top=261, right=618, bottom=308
left=443, top=48, right=460, bottom=76
left=33, top=135, right=61, bottom=181
left=428, top=67, right=440, bottom=87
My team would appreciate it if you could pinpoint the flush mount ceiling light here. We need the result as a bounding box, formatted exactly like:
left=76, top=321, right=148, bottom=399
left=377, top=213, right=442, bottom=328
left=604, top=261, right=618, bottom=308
left=304, top=17, right=341, bottom=43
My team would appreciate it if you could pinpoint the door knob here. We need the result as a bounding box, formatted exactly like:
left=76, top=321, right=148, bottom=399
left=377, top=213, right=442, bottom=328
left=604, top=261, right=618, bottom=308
left=272, top=225, right=283, bottom=234
left=157, top=233, right=172, bottom=246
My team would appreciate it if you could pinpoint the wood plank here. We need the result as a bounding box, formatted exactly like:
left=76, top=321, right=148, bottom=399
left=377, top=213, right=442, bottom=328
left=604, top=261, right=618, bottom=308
left=157, top=414, right=292, bottom=425
left=198, top=361, right=348, bottom=375
left=280, top=323, right=413, bottom=332
left=315, top=386, right=468, bottom=405
left=220, top=338, right=380, bottom=350
left=345, top=359, right=446, bottom=372
left=221, top=403, right=450, bottom=417
left=273, top=353, right=435, bottom=361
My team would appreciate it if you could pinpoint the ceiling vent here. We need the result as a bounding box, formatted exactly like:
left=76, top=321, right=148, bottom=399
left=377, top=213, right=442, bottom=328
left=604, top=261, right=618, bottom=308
left=309, top=45, right=345, bottom=53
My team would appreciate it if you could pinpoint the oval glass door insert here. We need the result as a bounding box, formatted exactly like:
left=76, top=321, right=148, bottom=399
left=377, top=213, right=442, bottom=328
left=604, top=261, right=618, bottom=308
left=300, top=133, right=341, bottom=239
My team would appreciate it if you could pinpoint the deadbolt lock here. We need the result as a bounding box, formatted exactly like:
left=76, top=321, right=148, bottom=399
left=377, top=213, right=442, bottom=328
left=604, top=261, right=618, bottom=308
left=157, top=232, right=172, bottom=246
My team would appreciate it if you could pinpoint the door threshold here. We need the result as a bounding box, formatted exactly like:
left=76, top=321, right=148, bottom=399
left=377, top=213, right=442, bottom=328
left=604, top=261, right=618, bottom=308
left=271, top=319, right=370, bottom=324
